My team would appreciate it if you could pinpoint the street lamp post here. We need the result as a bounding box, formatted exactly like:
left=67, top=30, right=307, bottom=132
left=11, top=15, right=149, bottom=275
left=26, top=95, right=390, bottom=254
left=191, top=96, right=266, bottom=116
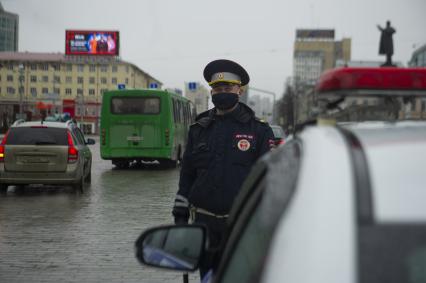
left=18, top=64, right=25, bottom=118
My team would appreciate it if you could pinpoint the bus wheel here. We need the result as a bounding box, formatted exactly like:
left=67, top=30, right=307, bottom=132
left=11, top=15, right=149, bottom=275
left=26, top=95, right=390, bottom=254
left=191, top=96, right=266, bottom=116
left=0, top=184, right=8, bottom=194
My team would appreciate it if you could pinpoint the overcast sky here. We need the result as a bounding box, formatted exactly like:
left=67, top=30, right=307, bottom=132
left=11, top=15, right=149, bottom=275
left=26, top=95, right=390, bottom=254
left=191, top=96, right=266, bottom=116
left=2, top=0, right=426, bottom=98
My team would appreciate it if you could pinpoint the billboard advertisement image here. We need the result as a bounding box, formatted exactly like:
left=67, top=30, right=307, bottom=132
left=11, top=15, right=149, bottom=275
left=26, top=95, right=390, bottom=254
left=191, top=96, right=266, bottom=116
left=65, top=30, right=119, bottom=56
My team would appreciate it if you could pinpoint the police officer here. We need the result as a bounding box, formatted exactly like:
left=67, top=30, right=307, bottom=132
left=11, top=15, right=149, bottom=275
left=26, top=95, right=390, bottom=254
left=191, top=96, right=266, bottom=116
left=172, top=59, right=274, bottom=276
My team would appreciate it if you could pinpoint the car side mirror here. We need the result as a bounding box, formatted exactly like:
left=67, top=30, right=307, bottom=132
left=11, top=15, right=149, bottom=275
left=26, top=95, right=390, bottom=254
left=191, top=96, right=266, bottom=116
left=86, top=138, right=96, bottom=145
left=135, top=224, right=207, bottom=272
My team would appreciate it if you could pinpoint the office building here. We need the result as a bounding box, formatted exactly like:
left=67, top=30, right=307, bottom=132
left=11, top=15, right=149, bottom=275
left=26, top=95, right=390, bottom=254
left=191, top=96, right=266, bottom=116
left=409, top=44, right=426, bottom=67
left=0, top=52, right=162, bottom=133
left=0, top=2, right=19, bottom=52
left=293, top=29, right=351, bottom=84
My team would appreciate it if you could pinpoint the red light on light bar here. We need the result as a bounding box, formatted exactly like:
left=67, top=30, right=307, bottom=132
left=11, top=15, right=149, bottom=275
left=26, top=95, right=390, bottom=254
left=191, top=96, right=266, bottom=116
left=316, top=67, right=426, bottom=93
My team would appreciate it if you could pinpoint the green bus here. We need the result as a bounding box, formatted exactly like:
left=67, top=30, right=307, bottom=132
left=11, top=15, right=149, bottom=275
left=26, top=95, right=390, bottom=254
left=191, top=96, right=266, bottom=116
left=100, top=89, right=195, bottom=168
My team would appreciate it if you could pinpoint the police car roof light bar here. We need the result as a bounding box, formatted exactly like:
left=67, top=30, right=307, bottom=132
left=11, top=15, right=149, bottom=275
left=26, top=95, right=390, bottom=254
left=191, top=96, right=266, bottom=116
left=316, top=67, right=426, bottom=97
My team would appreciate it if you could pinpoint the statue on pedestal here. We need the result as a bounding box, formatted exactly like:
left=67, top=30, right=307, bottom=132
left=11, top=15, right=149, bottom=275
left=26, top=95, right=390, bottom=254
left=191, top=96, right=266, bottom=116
left=377, top=21, right=396, bottom=66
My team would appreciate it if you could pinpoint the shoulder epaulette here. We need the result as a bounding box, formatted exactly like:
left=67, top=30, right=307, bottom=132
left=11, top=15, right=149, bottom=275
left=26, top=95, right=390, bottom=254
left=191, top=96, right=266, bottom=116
left=255, top=117, right=268, bottom=124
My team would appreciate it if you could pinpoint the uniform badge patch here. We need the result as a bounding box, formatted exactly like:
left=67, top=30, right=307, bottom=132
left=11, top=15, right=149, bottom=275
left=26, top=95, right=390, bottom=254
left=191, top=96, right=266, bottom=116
left=237, top=139, right=251, bottom=151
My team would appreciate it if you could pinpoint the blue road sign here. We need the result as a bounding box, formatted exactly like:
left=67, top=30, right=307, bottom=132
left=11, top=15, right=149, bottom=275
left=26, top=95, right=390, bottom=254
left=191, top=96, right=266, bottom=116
left=118, top=84, right=126, bottom=90
left=149, top=83, right=158, bottom=89
left=188, top=82, right=197, bottom=91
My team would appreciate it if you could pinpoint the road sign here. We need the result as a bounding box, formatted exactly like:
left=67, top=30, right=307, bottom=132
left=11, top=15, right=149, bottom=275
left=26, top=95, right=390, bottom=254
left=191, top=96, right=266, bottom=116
left=149, top=83, right=158, bottom=89
left=118, top=84, right=126, bottom=90
left=188, top=82, right=197, bottom=91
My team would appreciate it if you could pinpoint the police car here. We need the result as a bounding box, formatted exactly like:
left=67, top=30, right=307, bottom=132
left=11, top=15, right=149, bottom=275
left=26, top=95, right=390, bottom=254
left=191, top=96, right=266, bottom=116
left=135, top=67, right=426, bottom=283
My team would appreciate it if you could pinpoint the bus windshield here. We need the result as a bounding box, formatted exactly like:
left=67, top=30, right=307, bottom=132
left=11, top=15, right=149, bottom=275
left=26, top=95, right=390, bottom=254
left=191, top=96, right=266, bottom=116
left=111, top=97, right=160, bottom=115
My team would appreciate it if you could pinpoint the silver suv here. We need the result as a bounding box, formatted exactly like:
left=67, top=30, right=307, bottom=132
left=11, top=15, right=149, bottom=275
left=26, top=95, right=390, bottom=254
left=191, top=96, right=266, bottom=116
left=0, top=120, right=94, bottom=193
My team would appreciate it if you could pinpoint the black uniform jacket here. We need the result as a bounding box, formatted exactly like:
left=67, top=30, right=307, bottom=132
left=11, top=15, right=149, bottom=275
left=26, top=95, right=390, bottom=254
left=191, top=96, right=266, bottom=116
left=176, top=103, right=274, bottom=215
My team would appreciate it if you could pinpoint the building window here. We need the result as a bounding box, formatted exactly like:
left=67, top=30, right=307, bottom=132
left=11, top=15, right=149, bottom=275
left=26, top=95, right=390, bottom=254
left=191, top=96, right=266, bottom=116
left=89, top=77, right=95, bottom=84
left=111, top=77, right=117, bottom=84
left=101, top=89, right=108, bottom=94
left=125, top=65, right=129, bottom=73
left=42, top=88, right=49, bottom=94
left=42, top=76, right=49, bottom=82
left=100, top=65, right=108, bottom=72
left=40, top=64, right=49, bottom=71
left=7, top=87, right=15, bottom=94
left=77, top=64, right=85, bottom=72
left=30, top=64, right=37, bottom=70
left=89, top=89, right=95, bottom=95
left=53, top=76, right=60, bottom=83
left=77, top=77, right=84, bottom=84
left=7, top=75, right=13, bottom=82
left=7, top=65, right=13, bottom=71
left=52, top=64, right=60, bottom=71
left=112, top=65, right=118, bottom=72
left=125, top=78, right=129, bottom=84
left=66, top=76, right=72, bottom=83
left=77, top=89, right=83, bottom=95
left=30, top=75, right=37, bottom=82
left=66, top=65, right=73, bottom=72
left=30, top=88, right=37, bottom=97
left=65, top=88, right=72, bottom=95
left=53, top=88, right=60, bottom=95
left=89, top=65, right=96, bottom=72
left=101, top=77, right=107, bottom=84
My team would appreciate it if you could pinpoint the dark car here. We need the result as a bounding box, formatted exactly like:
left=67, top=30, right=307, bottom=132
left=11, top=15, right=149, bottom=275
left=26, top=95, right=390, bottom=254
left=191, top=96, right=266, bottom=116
left=270, top=125, right=285, bottom=146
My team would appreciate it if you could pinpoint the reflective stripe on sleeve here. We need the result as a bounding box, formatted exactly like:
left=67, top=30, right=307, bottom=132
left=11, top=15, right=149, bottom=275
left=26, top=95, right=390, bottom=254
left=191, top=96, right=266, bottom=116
left=175, top=194, right=189, bottom=205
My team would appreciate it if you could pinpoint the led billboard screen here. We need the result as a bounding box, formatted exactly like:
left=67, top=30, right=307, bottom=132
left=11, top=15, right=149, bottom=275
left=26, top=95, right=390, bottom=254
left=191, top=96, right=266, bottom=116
left=65, top=30, right=119, bottom=56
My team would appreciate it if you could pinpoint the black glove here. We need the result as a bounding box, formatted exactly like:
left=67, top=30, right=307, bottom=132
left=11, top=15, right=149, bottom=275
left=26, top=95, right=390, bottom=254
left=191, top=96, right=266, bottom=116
left=172, top=206, right=189, bottom=224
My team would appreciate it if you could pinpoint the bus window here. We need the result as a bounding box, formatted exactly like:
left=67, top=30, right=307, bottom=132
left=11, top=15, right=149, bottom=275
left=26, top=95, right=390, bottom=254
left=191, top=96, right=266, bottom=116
left=172, top=99, right=178, bottom=123
left=179, top=101, right=184, bottom=123
left=111, top=97, right=160, bottom=115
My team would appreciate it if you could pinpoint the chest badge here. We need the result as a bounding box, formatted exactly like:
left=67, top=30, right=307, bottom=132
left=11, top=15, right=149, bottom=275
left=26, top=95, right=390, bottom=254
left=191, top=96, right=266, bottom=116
left=237, top=139, right=251, bottom=151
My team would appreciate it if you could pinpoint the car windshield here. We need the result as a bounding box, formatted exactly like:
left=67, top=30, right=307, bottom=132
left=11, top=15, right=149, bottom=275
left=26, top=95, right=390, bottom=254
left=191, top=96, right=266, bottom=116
left=271, top=126, right=284, bottom=138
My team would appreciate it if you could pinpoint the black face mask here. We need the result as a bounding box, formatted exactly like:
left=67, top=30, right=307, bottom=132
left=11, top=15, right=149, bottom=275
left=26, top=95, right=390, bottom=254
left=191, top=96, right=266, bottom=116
left=212, top=92, right=239, bottom=110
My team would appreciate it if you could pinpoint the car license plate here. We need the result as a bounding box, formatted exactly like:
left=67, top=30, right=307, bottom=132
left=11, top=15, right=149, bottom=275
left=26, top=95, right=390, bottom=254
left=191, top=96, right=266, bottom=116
left=127, top=136, right=143, bottom=141
left=22, top=157, right=49, bottom=163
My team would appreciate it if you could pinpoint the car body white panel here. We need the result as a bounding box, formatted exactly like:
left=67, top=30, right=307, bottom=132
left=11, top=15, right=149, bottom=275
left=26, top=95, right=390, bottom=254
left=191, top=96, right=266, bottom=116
left=262, top=126, right=356, bottom=283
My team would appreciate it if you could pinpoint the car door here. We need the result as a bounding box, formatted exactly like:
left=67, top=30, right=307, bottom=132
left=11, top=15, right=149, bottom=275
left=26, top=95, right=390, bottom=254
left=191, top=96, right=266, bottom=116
left=213, top=140, right=302, bottom=283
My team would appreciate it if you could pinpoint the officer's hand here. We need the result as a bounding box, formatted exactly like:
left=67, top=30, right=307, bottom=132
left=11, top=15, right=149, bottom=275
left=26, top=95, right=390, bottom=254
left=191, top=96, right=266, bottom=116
left=172, top=206, right=189, bottom=224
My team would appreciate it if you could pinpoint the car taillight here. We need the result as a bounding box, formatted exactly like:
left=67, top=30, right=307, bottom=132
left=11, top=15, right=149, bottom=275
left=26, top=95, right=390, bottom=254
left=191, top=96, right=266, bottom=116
left=0, top=130, right=10, bottom=163
left=279, top=139, right=285, bottom=145
left=101, top=128, right=106, bottom=145
left=165, top=128, right=170, bottom=146
left=67, top=131, right=78, bottom=163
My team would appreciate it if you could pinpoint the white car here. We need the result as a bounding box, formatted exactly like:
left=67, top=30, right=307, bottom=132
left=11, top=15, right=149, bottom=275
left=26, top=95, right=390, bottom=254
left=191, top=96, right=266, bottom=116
left=135, top=67, right=426, bottom=283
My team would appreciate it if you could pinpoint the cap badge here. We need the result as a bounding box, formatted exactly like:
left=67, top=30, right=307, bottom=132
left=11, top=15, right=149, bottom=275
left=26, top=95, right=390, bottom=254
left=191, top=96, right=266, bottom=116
left=218, top=73, right=224, bottom=79
left=237, top=139, right=251, bottom=151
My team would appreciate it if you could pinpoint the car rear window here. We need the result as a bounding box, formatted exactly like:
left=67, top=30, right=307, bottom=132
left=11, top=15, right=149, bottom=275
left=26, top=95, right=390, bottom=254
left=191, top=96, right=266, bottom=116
left=111, top=97, right=160, bottom=114
left=6, top=127, right=68, bottom=145
left=360, top=224, right=426, bottom=283
left=271, top=126, right=284, bottom=138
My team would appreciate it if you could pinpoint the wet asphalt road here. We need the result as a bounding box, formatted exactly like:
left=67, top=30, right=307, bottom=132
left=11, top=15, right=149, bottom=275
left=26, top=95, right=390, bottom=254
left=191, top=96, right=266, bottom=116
left=0, top=136, right=200, bottom=283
